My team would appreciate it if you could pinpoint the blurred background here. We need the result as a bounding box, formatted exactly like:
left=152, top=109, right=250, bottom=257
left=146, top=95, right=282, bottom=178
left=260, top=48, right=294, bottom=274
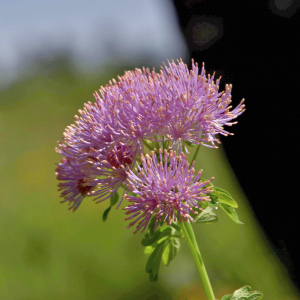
left=0, top=0, right=299, bottom=299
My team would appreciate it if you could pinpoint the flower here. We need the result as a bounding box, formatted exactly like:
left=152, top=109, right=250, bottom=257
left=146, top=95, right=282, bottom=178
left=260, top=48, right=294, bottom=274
left=56, top=142, right=136, bottom=211
left=89, top=142, right=137, bottom=206
left=55, top=58, right=244, bottom=213
left=56, top=157, right=97, bottom=211
left=123, top=149, right=214, bottom=233
left=93, top=67, right=165, bottom=150
left=56, top=58, right=244, bottom=157
left=153, top=59, right=245, bottom=149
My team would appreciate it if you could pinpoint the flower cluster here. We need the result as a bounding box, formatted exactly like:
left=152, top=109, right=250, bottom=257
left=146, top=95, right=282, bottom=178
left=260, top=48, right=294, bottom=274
left=123, top=149, right=214, bottom=233
left=56, top=58, right=244, bottom=221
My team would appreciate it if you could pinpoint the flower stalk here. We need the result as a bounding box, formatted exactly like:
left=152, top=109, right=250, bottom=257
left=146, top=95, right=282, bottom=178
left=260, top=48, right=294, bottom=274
left=180, top=221, right=215, bottom=300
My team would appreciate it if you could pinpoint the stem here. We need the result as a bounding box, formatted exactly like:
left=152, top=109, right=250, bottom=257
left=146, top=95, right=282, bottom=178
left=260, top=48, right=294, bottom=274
left=180, top=221, right=215, bottom=300
left=191, top=144, right=201, bottom=164
left=143, top=139, right=154, bottom=151
left=154, top=135, right=161, bottom=151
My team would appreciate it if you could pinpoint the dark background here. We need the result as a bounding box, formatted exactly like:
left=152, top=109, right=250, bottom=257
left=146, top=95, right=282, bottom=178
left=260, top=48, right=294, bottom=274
left=172, top=0, right=300, bottom=288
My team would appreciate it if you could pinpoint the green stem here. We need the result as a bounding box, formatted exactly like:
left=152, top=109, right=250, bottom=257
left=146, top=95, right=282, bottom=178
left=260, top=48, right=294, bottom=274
left=154, top=135, right=161, bottom=151
left=191, top=144, right=201, bottom=164
left=143, top=139, right=154, bottom=151
left=180, top=221, right=215, bottom=300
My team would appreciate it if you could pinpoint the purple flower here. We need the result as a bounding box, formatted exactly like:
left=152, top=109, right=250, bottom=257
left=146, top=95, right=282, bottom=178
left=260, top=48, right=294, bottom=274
left=89, top=142, right=137, bottom=205
left=56, top=66, right=165, bottom=159
left=94, top=68, right=165, bottom=150
left=153, top=59, right=245, bottom=148
left=123, top=149, right=214, bottom=233
left=56, top=142, right=136, bottom=211
left=55, top=58, right=244, bottom=213
left=56, top=157, right=98, bottom=212
left=56, top=100, right=117, bottom=160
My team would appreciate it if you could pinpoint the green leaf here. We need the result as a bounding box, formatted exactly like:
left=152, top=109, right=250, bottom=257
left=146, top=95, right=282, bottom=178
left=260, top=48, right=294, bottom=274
left=102, top=207, right=111, bottom=222
left=170, top=222, right=181, bottom=232
left=149, top=272, right=158, bottom=282
left=150, top=242, right=165, bottom=278
left=208, top=189, right=220, bottom=206
left=221, top=296, right=232, bottom=300
left=200, top=179, right=219, bottom=206
left=196, top=201, right=209, bottom=211
left=157, top=227, right=172, bottom=242
left=143, top=139, right=155, bottom=151
left=214, top=187, right=238, bottom=208
left=220, top=204, right=243, bottom=224
left=221, top=285, right=263, bottom=300
left=142, top=227, right=172, bottom=246
left=144, top=245, right=155, bottom=255
left=184, top=140, right=197, bottom=147
left=162, top=238, right=180, bottom=266
left=142, top=231, right=161, bottom=246
left=148, top=215, right=157, bottom=237
left=146, top=241, right=165, bottom=276
left=110, top=192, right=119, bottom=207
left=193, top=206, right=218, bottom=223
left=102, top=192, right=120, bottom=222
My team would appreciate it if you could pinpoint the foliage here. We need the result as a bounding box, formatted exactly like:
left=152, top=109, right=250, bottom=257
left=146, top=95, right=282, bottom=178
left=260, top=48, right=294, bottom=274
left=142, top=219, right=181, bottom=282
left=221, top=285, right=263, bottom=300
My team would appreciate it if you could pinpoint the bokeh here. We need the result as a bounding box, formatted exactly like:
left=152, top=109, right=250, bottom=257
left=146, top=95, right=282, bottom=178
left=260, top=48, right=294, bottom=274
left=0, top=1, right=299, bottom=299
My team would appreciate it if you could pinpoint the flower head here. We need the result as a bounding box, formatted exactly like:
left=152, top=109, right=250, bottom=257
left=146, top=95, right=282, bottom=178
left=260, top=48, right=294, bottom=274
left=55, top=58, right=244, bottom=214
left=123, top=149, right=213, bottom=233
left=89, top=142, right=137, bottom=205
left=56, top=142, right=136, bottom=211
left=56, top=157, right=97, bottom=211
left=153, top=59, right=245, bottom=149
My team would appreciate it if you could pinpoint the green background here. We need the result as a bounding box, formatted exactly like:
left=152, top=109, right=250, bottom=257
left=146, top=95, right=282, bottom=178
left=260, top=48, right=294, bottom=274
left=0, top=59, right=298, bottom=299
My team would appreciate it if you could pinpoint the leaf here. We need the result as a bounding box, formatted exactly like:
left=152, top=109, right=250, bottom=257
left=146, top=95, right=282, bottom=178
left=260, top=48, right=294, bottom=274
left=162, top=238, right=180, bottom=266
left=221, top=296, right=232, bottom=300
left=220, top=204, right=243, bottom=224
left=146, top=241, right=165, bottom=278
left=144, top=245, right=155, bottom=255
left=156, top=227, right=172, bottom=243
left=170, top=222, right=181, bottom=232
left=149, top=272, right=158, bottom=282
left=150, top=242, right=165, bottom=278
left=148, top=215, right=157, bottom=237
left=208, top=189, right=220, bottom=206
left=214, top=187, right=238, bottom=208
left=193, top=207, right=218, bottom=223
left=221, top=285, right=263, bottom=300
left=141, top=227, right=172, bottom=246
left=143, top=139, right=155, bottom=151
left=142, top=231, right=161, bottom=246
left=102, top=207, right=111, bottom=222
left=200, top=179, right=219, bottom=206
left=102, top=192, right=120, bottom=222
left=110, top=192, right=119, bottom=207
left=184, top=140, right=197, bottom=147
